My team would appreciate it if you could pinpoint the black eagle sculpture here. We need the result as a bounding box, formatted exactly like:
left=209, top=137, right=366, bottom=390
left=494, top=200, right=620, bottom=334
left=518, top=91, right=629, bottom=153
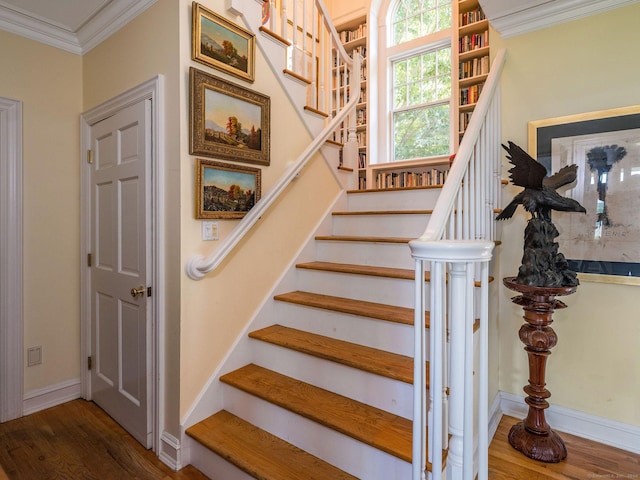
left=497, top=141, right=586, bottom=221
left=497, top=141, right=586, bottom=287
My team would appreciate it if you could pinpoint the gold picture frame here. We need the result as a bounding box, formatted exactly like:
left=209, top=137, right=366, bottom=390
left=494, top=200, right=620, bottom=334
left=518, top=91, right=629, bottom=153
left=189, top=67, right=270, bottom=166
left=195, top=159, right=261, bottom=219
left=529, top=105, right=640, bottom=285
left=192, top=2, right=256, bottom=83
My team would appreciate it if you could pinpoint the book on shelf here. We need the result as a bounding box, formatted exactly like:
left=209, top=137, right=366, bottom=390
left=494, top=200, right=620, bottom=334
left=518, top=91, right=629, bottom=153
left=460, top=83, right=484, bottom=106
left=459, top=31, right=489, bottom=53
left=339, top=23, right=367, bottom=43
left=459, top=55, right=489, bottom=79
left=358, top=152, right=366, bottom=169
left=375, top=168, right=449, bottom=189
left=459, top=7, right=486, bottom=26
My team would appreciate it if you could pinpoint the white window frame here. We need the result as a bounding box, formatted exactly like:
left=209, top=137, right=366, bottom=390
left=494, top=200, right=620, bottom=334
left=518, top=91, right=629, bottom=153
left=374, top=0, right=454, bottom=165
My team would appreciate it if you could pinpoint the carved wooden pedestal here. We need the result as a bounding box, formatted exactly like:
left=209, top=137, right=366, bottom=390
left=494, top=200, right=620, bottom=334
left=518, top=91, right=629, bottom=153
left=503, top=277, right=577, bottom=463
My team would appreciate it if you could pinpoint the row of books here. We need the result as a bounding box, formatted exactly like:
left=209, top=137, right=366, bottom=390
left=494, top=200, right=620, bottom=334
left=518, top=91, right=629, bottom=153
left=375, top=168, right=449, bottom=189
left=358, top=152, right=367, bottom=169
left=460, top=83, right=484, bottom=106
left=339, top=23, right=367, bottom=43
left=459, top=55, right=490, bottom=79
left=356, top=109, right=366, bottom=126
left=459, top=111, right=472, bottom=133
left=351, top=46, right=367, bottom=59
left=459, top=8, right=486, bottom=27
left=459, top=31, right=489, bottom=53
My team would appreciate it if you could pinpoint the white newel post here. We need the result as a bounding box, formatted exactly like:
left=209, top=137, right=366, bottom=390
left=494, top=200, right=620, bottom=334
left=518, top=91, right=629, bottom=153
left=409, top=240, right=493, bottom=480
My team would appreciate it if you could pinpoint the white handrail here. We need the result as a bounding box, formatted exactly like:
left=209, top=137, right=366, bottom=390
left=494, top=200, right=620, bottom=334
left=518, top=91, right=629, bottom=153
left=186, top=0, right=361, bottom=280
left=409, top=48, right=506, bottom=480
left=417, top=48, right=506, bottom=243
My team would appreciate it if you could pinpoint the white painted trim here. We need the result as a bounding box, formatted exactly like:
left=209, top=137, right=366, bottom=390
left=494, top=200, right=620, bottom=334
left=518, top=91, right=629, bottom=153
left=23, top=378, right=81, bottom=416
left=486, top=0, right=640, bottom=39
left=0, top=0, right=158, bottom=55
left=0, top=97, right=23, bottom=423
left=80, top=75, right=165, bottom=453
left=500, top=391, right=640, bottom=454
left=159, top=432, right=182, bottom=471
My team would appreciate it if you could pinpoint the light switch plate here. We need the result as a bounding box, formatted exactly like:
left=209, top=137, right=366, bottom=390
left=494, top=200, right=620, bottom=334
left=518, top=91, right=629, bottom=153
left=202, top=221, right=219, bottom=241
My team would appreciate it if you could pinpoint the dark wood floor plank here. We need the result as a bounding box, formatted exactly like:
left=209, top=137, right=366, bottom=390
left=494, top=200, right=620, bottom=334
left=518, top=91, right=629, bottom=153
left=489, top=415, right=640, bottom=479
left=0, top=400, right=208, bottom=480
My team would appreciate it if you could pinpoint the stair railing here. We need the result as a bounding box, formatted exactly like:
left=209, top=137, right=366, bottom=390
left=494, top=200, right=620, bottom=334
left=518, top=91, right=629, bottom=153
left=186, top=0, right=361, bottom=280
left=409, top=48, right=506, bottom=480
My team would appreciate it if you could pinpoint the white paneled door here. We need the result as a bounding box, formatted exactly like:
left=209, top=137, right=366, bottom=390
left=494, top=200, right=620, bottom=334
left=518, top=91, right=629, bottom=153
left=89, top=98, right=152, bottom=448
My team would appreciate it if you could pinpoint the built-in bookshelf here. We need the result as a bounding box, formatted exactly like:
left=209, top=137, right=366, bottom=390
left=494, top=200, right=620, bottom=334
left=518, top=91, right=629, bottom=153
left=331, top=14, right=368, bottom=189
left=369, top=157, right=452, bottom=191
left=458, top=0, right=490, bottom=140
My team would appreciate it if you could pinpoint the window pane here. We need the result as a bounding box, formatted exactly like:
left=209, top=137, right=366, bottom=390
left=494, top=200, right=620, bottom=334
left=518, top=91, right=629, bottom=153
left=393, top=104, right=450, bottom=160
left=392, top=0, right=451, bottom=45
left=394, top=85, right=408, bottom=108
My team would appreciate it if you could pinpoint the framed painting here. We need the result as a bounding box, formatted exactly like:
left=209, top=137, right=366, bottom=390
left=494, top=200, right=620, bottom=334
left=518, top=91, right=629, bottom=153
left=192, top=2, right=256, bottom=83
left=195, top=159, right=261, bottom=219
left=190, top=67, right=270, bottom=166
left=529, top=105, right=640, bottom=285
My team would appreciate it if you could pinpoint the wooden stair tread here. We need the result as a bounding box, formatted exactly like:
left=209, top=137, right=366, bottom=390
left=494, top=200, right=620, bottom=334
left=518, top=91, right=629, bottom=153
left=292, top=263, right=495, bottom=286
left=249, top=324, right=419, bottom=384
left=186, top=410, right=359, bottom=480
left=274, top=290, right=428, bottom=327
left=315, top=235, right=413, bottom=243
left=220, top=364, right=419, bottom=464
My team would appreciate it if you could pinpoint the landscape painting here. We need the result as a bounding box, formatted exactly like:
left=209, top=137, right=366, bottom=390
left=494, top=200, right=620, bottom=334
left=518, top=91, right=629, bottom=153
left=195, top=159, right=261, bottom=219
left=192, top=2, right=255, bottom=82
left=190, top=67, right=270, bottom=165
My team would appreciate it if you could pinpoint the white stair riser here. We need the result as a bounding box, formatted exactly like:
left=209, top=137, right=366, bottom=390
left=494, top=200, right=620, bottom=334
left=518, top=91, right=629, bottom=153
left=250, top=339, right=415, bottom=418
left=332, top=213, right=430, bottom=237
left=222, top=386, right=411, bottom=480
left=187, top=439, right=255, bottom=480
left=295, top=268, right=428, bottom=309
left=271, top=301, right=419, bottom=356
left=347, top=188, right=441, bottom=211
left=315, top=240, right=416, bottom=269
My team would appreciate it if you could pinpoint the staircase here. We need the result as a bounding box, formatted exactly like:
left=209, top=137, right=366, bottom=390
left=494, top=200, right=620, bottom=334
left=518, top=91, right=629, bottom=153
left=186, top=186, right=446, bottom=479
left=184, top=1, right=506, bottom=479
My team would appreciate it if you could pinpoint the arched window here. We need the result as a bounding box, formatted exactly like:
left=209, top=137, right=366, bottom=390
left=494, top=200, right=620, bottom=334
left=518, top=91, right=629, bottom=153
left=375, top=0, right=453, bottom=163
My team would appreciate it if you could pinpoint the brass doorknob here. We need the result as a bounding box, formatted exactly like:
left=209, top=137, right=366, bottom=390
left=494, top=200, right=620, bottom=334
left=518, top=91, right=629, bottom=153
left=131, top=286, right=146, bottom=298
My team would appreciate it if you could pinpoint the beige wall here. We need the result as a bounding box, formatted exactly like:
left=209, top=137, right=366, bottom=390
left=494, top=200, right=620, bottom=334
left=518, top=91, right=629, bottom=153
left=492, top=3, right=640, bottom=426
left=82, top=0, right=182, bottom=435
left=0, top=31, right=82, bottom=393
left=177, top=0, right=342, bottom=418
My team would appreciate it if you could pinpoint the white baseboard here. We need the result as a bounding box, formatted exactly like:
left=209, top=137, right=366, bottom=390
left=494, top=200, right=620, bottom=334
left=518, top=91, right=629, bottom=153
left=22, top=378, right=81, bottom=416
left=159, top=431, right=182, bottom=471
left=499, top=391, right=640, bottom=454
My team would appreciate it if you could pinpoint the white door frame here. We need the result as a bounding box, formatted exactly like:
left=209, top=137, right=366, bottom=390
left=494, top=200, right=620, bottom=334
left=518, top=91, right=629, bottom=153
left=80, top=76, right=165, bottom=451
left=0, top=97, right=23, bottom=423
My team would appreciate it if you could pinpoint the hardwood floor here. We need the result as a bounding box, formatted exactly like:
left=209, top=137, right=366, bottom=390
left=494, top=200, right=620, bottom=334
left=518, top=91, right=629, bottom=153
left=489, top=416, right=640, bottom=479
left=0, top=399, right=638, bottom=479
left=0, top=400, right=208, bottom=480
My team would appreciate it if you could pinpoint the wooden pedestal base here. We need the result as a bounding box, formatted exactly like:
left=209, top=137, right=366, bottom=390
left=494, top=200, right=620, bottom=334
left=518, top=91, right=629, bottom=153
left=503, top=276, right=577, bottom=463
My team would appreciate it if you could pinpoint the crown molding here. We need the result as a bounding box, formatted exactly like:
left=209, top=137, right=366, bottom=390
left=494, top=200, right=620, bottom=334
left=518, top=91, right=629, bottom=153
left=480, top=0, right=640, bottom=38
left=0, top=0, right=157, bottom=55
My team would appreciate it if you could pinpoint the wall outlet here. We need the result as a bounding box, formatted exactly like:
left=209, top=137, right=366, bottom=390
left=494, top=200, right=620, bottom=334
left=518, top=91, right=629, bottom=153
left=27, top=346, right=42, bottom=367
left=202, top=221, right=219, bottom=241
